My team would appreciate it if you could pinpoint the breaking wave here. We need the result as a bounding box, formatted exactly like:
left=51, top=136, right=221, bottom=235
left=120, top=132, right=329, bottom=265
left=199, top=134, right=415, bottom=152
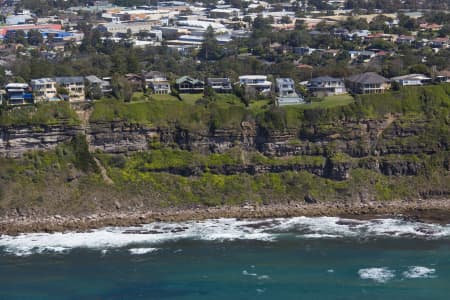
left=1, top=217, right=450, bottom=256
left=403, top=266, right=436, bottom=279
left=129, top=248, right=159, bottom=255
left=358, top=267, right=395, bottom=283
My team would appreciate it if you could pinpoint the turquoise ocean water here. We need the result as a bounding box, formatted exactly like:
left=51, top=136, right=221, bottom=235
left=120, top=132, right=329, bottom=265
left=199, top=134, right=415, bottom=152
left=0, top=217, right=449, bottom=299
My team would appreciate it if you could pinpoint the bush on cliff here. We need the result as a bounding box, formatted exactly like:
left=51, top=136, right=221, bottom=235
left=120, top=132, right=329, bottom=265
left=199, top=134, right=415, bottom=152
left=70, top=135, right=99, bottom=173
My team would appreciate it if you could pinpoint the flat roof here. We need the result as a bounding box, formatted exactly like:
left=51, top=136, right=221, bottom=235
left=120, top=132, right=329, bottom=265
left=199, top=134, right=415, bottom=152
left=276, top=78, right=294, bottom=84
left=55, top=76, right=84, bottom=83
left=239, top=75, right=267, bottom=79
left=31, top=78, right=55, bottom=84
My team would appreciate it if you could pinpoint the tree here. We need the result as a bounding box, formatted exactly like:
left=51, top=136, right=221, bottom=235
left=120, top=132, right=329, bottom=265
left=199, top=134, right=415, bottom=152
left=309, top=0, right=332, bottom=10
left=341, top=17, right=369, bottom=31
left=126, top=29, right=132, bottom=39
left=398, top=14, right=418, bottom=31
left=295, top=19, right=306, bottom=30
left=27, top=29, right=43, bottom=46
left=126, top=49, right=139, bottom=73
left=57, top=85, right=69, bottom=96
left=198, top=26, right=222, bottom=61
left=369, top=15, right=393, bottom=32
left=203, top=86, right=216, bottom=100
left=336, top=50, right=350, bottom=63
left=87, top=85, right=103, bottom=100
left=137, top=30, right=150, bottom=40
left=242, top=16, right=252, bottom=24
left=409, top=64, right=429, bottom=75
left=252, top=15, right=272, bottom=36
left=369, top=39, right=395, bottom=51
left=280, top=16, right=291, bottom=24
left=391, top=80, right=401, bottom=91
left=111, top=74, right=133, bottom=102
left=438, top=24, right=450, bottom=37
left=111, top=49, right=128, bottom=74
left=5, top=30, right=27, bottom=45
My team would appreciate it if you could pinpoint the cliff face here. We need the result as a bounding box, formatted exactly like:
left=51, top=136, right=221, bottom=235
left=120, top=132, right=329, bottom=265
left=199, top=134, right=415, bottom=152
left=0, top=124, right=83, bottom=158
left=86, top=121, right=257, bottom=154
left=86, top=121, right=158, bottom=153
left=83, top=114, right=447, bottom=180
left=0, top=113, right=447, bottom=181
left=86, top=114, right=447, bottom=157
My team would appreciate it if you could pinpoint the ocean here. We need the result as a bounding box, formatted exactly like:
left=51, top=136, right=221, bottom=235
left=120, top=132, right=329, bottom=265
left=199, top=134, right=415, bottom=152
left=0, top=217, right=449, bottom=299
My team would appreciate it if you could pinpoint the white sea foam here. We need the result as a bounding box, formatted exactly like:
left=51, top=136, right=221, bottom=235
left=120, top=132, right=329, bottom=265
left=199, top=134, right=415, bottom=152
left=129, top=248, right=159, bottom=255
left=257, top=275, right=270, bottom=280
left=1, top=217, right=450, bottom=256
left=301, top=234, right=341, bottom=239
left=0, top=219, right=274, bottom=256
left=402, top=266, right=436, bottom=279
left=358, top=267, right=395, bottom=283
left=242, top=270, right=258, bottom=276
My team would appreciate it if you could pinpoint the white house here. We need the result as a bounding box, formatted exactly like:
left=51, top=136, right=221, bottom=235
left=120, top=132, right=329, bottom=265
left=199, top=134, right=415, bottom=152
left=390, top=74, right=432, bottom=86
left=239, top=75, right=272, bottom=94
left=145, top=72, right=171, bottom=94
left=55, top=76, right=85, bottom=102
left=308, top=76, right=346, bottom=97
left=275, top=78, right=304, bottom=106
left=30, top=78, right=58, bottom=102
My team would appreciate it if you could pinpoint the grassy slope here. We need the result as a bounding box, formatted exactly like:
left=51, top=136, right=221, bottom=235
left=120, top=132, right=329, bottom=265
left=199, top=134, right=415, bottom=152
left=0, top=102, right=80, bottom=126
left=306, top=94, right=354, bottom=109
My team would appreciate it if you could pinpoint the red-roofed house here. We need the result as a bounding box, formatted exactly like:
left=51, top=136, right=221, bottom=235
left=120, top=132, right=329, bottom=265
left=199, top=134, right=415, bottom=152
left=0, top=24, right=62, bottom=36
left=419, top=23, right=442, bottom=31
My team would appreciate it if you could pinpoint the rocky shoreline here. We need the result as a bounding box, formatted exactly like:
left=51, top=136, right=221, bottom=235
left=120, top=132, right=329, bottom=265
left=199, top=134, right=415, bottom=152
left=1, top=198, right=450, bottom=235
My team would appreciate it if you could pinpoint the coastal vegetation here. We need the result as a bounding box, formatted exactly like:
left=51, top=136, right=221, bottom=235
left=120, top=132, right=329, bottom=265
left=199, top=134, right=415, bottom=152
left=0, top=141, right=447, bottom=213
left=0, top=84, right=449, bottom=216
left=0, top=102, right=80, bottom=126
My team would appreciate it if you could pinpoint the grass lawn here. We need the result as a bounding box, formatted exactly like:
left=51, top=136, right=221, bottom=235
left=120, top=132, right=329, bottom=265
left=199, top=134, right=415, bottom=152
left=130, top=92, right=150, bottom=102
left=150, top=94, right=180, bottom=102
left=249, top=99, right=271, bottom=113
left=213, top=94, right=244, bottom=108
left=305, top=94, right=354, bottom=109
left=179, top=93, right=204, bottom=105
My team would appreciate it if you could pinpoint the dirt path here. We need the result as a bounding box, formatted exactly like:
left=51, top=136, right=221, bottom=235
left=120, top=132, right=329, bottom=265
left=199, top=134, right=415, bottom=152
left=93, top=157, right=114, bottom=185
left=377, top=113, right=396, bottom=139
left=75, top=108, right=93, bottom=129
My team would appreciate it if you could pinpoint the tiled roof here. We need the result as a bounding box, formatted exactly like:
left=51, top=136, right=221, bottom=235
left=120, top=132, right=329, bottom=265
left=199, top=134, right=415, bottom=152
left=347, top=72, right=389, bottom=84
